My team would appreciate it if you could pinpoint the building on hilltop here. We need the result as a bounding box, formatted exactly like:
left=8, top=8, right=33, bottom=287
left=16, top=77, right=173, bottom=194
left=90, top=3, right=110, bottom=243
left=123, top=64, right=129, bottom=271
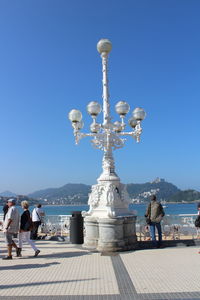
left=151, top=177, right=165, bottom=184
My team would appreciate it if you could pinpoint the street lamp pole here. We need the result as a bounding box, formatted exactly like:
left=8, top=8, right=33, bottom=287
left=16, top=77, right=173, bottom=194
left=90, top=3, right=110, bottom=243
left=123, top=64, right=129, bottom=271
left=68, top=39, right=146, bottom=251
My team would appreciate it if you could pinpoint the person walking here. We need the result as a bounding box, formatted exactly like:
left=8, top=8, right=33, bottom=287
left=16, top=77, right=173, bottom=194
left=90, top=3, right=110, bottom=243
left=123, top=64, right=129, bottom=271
left=31, top=204, right=45, bottom=240
left=17, top=201, right=40, bottom=257
left=3, top=201, right=9, bottom=221
left=195, top=203, right=200, bottom=254
left=145, top=195, right=165, bottom=248
left=2, top=198, right=20, bottom=260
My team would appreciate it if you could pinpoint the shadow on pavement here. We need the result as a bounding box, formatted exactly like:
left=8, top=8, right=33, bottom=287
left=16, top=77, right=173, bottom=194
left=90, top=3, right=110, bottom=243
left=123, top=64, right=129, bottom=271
left=17, top=251, right=91, bottom=259
left=40, top=251, right=91, bottom=259
left=0, top=262, right=60, bottom=270
left=0, top=278, right=97, bottom=289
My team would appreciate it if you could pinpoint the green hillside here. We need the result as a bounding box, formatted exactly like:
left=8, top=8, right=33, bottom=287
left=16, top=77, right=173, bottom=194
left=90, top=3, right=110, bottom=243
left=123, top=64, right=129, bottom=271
left=127, top=180, right=180, bottom=201
left=168, top=189, right=200, bottom=202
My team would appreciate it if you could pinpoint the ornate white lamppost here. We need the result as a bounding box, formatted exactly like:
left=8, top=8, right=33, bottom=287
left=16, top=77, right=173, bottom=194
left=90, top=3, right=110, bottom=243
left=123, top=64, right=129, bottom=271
left=68, top=39, right=146, bottom=251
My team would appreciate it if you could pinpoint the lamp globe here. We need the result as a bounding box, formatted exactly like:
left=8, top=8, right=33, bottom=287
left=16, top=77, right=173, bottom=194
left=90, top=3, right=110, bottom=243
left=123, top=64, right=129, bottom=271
left=68, top=109, right=82, bottom=123
left=115, top=101, right=130, bottom=116
left=87, top=101, right=101, bottom=117
left=132, top=107, right=146, bottom=121
left=97, top=39, right=112, bottom=54
left=128, top=117, right=137, bottom=128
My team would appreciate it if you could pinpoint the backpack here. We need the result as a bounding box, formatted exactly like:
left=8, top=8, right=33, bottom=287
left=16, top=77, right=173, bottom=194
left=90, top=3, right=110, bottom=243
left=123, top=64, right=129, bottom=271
left=194, top=215, right=200, bottom=228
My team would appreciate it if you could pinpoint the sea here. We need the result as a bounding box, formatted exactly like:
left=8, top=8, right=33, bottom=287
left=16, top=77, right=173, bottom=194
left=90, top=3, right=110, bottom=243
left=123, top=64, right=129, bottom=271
left=0, top=203, right=199, bottom=216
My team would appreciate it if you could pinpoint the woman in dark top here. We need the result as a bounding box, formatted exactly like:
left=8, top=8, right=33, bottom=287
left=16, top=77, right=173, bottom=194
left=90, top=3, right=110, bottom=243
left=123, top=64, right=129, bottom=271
left=17, top=201, right=40, bottom=257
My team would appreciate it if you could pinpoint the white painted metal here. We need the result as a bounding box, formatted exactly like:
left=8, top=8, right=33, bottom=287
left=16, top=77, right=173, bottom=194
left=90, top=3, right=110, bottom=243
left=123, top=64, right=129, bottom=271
left=68, top=39, right=146, bottom=251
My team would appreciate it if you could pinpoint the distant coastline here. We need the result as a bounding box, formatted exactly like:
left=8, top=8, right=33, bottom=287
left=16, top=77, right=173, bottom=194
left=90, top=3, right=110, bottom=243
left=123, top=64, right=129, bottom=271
left=1, top=179, right=199, bottom=206
left=1, top=202, right=198, bottom=216
left=43, top=201, right=199, bottom=206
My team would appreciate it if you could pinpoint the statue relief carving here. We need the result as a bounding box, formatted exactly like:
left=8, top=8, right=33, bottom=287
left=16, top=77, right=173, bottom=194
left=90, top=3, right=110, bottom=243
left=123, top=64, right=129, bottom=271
left=88, top=184, right=105, bottom=208
left=106, top=183, right=121, bottom=206
left=86, top=181, right=133, bottom=218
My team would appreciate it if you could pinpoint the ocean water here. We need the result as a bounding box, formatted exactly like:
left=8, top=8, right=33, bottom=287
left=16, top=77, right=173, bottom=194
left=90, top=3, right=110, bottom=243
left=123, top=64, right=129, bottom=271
left=0, top=202, right=198, bottom=216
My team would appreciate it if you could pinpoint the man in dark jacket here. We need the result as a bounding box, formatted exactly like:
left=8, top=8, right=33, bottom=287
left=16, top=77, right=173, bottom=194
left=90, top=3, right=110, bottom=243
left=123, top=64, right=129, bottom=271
left=145, top=195, right=165, bottom=248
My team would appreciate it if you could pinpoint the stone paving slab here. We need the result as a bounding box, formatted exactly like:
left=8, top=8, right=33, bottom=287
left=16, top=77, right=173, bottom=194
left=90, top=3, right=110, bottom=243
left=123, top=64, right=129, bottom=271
left=0, top=236, right=200, bottom=299
left=121, top=247, right=200, bottom=295
left=0, top=239, right=119, bottom=296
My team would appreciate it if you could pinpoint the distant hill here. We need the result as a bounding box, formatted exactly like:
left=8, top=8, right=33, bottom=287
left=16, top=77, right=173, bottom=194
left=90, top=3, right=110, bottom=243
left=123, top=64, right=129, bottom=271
left=1, top=180, right=195, bottom=205
left=168, top=189, right=200, bottom=202
left=127, top=180, right=180, bottom=201
left=28, top=183, right=91, bottom=204
left=0, top=194, right=40, bottom=206
left=0, top=191, right=17, bottom=197
left=28, top=179, right=184, bottom=204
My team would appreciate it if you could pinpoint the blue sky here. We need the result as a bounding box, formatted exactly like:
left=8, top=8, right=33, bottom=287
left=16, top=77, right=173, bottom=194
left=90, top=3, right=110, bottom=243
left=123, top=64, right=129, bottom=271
left=0, top=0, right=199, bottom=194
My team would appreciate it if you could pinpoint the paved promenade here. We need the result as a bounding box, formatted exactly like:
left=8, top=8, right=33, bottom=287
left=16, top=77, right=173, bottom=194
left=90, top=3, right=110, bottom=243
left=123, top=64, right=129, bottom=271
left=0, top=236, right=200, bottom=300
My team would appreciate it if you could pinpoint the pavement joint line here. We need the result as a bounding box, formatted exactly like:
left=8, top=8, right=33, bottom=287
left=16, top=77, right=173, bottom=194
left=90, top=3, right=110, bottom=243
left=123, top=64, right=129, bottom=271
left=1, top=239, right=200, bottom=300
left=0, top=294, right=200, bottom=300
left=111, top=254, right=137, bottom=296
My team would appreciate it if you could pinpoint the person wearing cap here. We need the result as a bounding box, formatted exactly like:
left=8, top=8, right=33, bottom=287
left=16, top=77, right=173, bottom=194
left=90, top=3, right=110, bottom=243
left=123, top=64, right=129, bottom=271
left=145, top=195, right=165, bottom=248
left=2, top=198, right=20, bottom=260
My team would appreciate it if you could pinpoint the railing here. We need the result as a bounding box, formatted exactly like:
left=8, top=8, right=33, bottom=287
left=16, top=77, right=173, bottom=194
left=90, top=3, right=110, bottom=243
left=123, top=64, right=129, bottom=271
left=0, top=213, right=199, bottom=240
left=0, top=214, right=3, bottom=222
left=0, top=214, right=71, bottom=237
left=40, top=214, right=200, bottom=240
left=39, top=215, right=71, bottom=236
left=137, top=214, right=200, bottom=241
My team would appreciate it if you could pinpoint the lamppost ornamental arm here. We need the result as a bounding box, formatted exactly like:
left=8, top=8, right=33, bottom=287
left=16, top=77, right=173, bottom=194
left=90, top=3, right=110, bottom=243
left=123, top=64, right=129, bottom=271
left=68, top=38, right=146, bottom=149
left=68, top=39, right=147, bottom=252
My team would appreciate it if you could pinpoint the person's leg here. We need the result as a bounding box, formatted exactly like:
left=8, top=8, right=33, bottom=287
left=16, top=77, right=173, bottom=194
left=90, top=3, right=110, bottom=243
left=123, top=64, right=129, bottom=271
left=12, top=239, right=18, bottom=250
left=3, top=233, right=13, bottom=259
left=17, top=232, right=24, bottom=257
left=7, top=245, right=12, bottom=256
left=155, top=222, right=162, bottom=247
left=12, top=238, right=20, bottom=256
left=31, top=222, right=37, bottom=239
left=18, top=232, right=23, bottom=249
left=31, top=222, right=39, bottom=240
left=26, top=231, right=38, bottom=252
left=149, top=223, right=156, bottom=246
left=35, top=222, right=40, bottom=239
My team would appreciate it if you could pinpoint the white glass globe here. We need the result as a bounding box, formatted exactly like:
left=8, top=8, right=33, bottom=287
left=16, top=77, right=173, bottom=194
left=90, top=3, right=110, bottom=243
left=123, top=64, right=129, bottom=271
left=68, top=109, right=82, bottom=123
left=113, top=121, right=122, bottom=132
left=87, top=101, right=101, bottom=116
left=115, top=101, right=130, bottom=116
left=132, top=107, right=146, bottom=121
left=128, top=117, right=137, bottom=128
left=77, top=120, right=84, bottom=130
left=97, top=39, right=112, bottom=54
left=90, top=122, right=101, bottom=133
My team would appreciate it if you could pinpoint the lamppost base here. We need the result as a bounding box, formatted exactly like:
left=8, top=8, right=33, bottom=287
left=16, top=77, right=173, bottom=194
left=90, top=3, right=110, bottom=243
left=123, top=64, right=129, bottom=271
left=82, top=216, right=99, bottom=250
left=83, top=215, right=137, bottom=252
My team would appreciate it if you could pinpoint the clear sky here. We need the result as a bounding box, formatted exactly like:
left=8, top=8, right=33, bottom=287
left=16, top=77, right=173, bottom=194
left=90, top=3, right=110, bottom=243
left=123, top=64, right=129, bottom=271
left=0, top=0, right=199, bottom=194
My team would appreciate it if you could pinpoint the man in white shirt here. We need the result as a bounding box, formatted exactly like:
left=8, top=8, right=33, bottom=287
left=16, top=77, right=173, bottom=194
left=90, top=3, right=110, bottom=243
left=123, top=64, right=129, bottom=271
left=31, top=204, right=45, bottom=240
left=3, top=198, right=20, bottom=260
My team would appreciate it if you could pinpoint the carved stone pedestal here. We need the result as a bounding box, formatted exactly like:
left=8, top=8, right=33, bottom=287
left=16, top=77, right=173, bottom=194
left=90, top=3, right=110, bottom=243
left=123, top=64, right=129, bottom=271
left=83, top=215, right=137, bottom=252
left=82, top=147, right=138, bottom=252
left=83, top=216, right=99, bottom=249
